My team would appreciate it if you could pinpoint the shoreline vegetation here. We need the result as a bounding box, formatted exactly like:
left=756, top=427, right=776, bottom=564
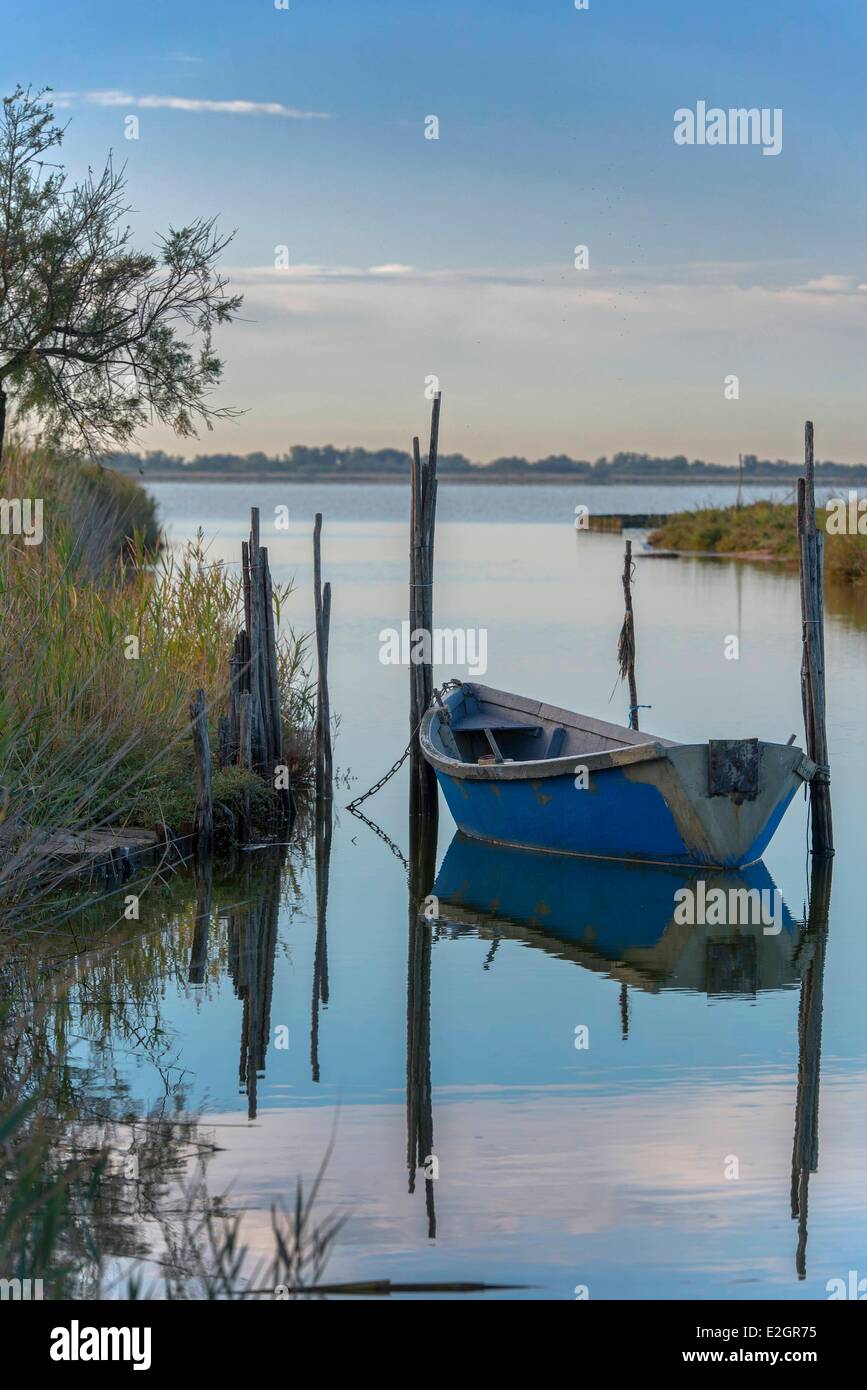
left=109, top=469, right=859, bottom=486
left=0, top=86, right=333, bottom=1305
left=648, top=500, right=867, bottom=586
left=0, top=444, right=315, bottom=904
left=0, top=449, right=318, bottom=1300
left=106, top=447, right=867, bottom=486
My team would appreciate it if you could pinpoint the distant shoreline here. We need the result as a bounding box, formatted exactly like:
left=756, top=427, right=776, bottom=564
left=115, top=471, right=862, bottom=487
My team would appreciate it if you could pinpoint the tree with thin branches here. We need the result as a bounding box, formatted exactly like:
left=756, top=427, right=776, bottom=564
left=0, top=86, right=242, bottom=462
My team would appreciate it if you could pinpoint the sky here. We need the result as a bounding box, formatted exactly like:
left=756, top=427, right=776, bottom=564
left=4, top=0, right=867, bottom=464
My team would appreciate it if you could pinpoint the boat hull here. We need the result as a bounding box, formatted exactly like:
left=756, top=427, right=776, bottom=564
left=433, top=762, right=797, bottom=868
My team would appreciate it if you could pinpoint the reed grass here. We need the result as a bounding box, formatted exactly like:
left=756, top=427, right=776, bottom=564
left=0, top=440, right=314, bottom=900
left=0, top=433, right=317, bottom=1292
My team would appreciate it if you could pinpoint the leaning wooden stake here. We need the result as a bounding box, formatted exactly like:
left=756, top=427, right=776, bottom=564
left=410, top=393, right=441, bottom=821
left=228, top=631, right=245, bottom=764
left=313, top=514, right=333, bottom=800
left=249, top=508, right=272, bottom=773
left=221, top=513, right=297, bottom=832
left=241, top=540, right=263, bottom=772
left=798, top=421, right=833, bottom=856
left=189, top=688, right=213, bottom=856
left=320, top=580, right=332, bottom=796
left=238, top=688, right=253, bottom=842
left=261, top=545, right=294, bottom=819
left=617, top=539, right=641, bottom=730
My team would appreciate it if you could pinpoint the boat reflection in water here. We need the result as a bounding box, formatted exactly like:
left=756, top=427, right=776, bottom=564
left=432, top=833, right=801, bottom=998
left=428, top=832, right=832, bottom=1279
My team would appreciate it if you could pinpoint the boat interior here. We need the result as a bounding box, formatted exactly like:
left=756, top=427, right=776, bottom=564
left=439, top=683, right=674, bottom=767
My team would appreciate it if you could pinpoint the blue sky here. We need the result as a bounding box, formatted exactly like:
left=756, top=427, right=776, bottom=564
left=5, top=0, right=867, bottom=462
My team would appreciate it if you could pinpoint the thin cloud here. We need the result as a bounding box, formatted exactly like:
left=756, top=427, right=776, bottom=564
left=204, top=258, right=867, bottom=464
left=798, top=274, right=859, bottom=295
left=49, top=89, right=329, bottom=119
left=229, top=263, right=414, bottom=282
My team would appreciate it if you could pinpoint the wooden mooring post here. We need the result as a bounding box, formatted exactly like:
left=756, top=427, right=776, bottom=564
left=231, top=509, right=295, bottom=824
left=239, top=688, right=253, bottom=842
left=617, top=539, right=642, bottom=730
left=313, top=513, right=333, bottom=801
left=190, top=687, right=213, bottom=856
left=798, top=422, right=833, bottom=857
left=261, top=542, right=294, bottom=819
left=409, top=393, right=441, bottom=821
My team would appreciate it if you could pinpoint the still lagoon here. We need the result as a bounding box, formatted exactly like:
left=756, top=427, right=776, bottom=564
left=50, top=481, right=867, bottom=1298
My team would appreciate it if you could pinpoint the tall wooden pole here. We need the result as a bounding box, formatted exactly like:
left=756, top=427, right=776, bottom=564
left=244, top=511, right=268, bottom=774
left=798, top=422, right=833, bottom=856
left=253, top=509, right=274, bottom=772
left=313, top=514, right=333, bottom=802
left=238, top=688, right=252, bottom=842
left=320, top=580, right=332, bottom=796
left=410, top=393, right=440, bottom=821
left=261, top=545, right=294, bottom=819
left=409, top=436, right=424, bottom=765
left=618, top=539, right=640, bottom=730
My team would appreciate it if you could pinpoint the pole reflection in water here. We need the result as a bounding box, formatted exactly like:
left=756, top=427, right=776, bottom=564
left=311, top=797, right=332, bottom=1084
left=188, top=855, right=213, bottom=987
left=406, top=774, right=438, bottom=1239
left=224, top=847, right=285, bottom=1120
left=790, top=856, right=833, bottom=1280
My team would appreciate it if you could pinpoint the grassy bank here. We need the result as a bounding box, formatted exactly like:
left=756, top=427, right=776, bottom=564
left=649, top=500, right=867, bottom=585
left=0, top=448, right=317, bottom=1291
left=0, top=443, right=314, bottom=899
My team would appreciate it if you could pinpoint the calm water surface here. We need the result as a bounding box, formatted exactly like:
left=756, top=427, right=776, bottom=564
left=70, top=483, right=867, bottom=1297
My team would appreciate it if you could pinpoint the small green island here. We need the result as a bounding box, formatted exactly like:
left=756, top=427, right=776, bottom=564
left=649, top=499, right=867, bottom=587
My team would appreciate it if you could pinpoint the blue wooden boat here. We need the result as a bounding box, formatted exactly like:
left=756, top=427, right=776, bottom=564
left=420, top=683, right=817, bottom=868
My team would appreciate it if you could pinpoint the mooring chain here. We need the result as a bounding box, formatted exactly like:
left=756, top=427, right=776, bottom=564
left=347, top=805, right=409, bottom=871
left=346, top=746, right=416, bottom=869
left=345, top=681, right=463, bottom=869
left=345, top=735, right=416, bottom=813
left=346, top=679, right=462, bottom=813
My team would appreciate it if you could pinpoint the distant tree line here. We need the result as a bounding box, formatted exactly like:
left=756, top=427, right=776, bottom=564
left=104, top=446, right=867, bottom=481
